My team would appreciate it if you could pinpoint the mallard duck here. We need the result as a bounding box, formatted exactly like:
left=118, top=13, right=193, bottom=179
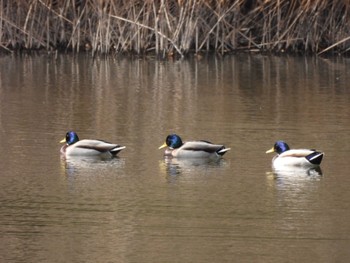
left=60, top=131, right=126, bottom=157
left=159, top=134, right=230, bottom=158
left=266, top=140, right=323, bottom=167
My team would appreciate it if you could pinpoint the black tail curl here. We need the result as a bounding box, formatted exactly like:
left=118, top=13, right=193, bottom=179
left=306, top=152, right=323, bottom=165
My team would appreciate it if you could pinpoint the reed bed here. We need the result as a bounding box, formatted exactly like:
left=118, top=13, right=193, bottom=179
left=0, top=0, right=349, bottom=57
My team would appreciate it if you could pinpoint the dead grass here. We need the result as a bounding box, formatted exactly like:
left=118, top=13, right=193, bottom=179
left=0, top=0, right=349, bottom=57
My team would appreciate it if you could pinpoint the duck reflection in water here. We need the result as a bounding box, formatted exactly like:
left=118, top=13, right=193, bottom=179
left=160, top=156, right=226, bottom=177
left=266, top=166, right=323, bottom=195
left=61, top=155, right=125, bottom=177
left=269, top=165, right=323, bottom=179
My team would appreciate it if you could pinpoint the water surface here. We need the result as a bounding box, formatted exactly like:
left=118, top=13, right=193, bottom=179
left=1, top=54, right=350, bottom=262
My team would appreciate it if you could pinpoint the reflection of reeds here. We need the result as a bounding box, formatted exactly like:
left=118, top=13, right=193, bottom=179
left=1, top=0, right=349, bottom=56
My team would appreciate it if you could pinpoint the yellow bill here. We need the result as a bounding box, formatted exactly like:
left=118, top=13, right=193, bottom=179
left=265, top=147, right=275, bottom=154
left=59, top=138, right=66, bottom=144
left=158, top=142, right=167, bottom=149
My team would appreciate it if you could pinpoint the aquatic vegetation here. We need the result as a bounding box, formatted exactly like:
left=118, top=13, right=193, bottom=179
left=1, top=0, right=349, bottom=56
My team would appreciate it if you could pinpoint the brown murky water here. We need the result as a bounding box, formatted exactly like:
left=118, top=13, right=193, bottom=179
left=0, top=54, right=350, bottom=262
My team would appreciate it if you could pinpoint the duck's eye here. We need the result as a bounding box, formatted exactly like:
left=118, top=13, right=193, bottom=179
left=66, top=133, right=70, bottom=141
left=166, top=137, right=172, bottom=146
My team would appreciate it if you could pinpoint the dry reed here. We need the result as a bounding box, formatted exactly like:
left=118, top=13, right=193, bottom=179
left=0, top=0, right=349, bottom=57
